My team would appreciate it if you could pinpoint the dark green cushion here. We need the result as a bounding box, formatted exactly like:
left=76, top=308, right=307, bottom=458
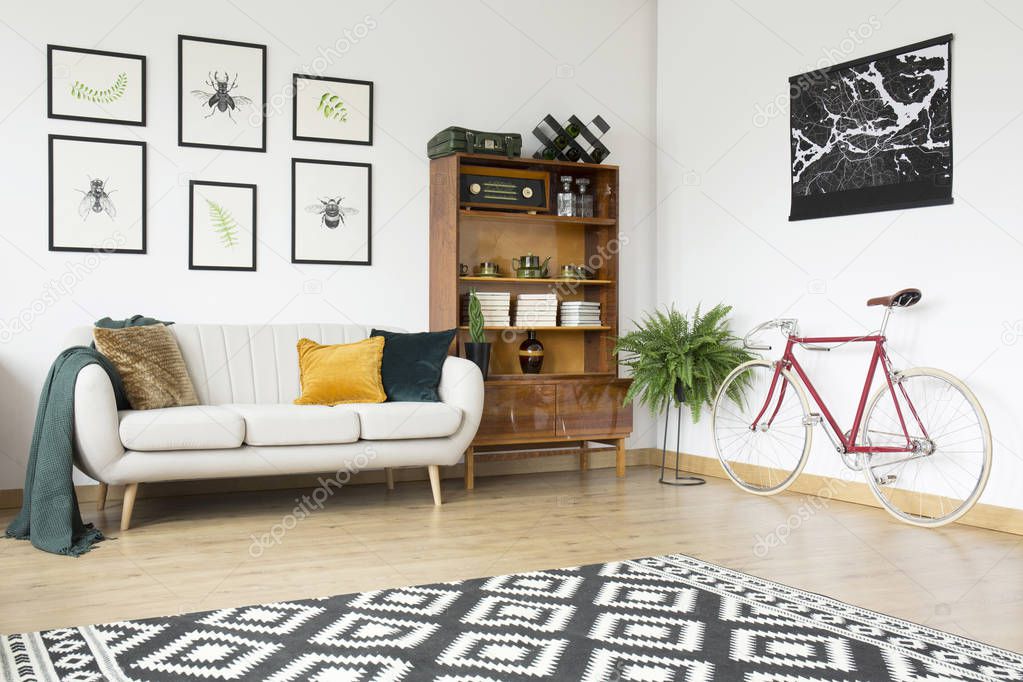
left=370, top=329, right=456, bottom=402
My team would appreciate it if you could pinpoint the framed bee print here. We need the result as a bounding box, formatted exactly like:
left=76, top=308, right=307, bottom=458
left=49, top=135, right=146, bottom=254
left=292, top=74, right=373, bottom=145
left=189, top=181, right=257, bottom=271
left=291, top=158, right=371, bottom=266
left=178, top=35, right=266, bottom=152
left=48, top=45, right=146, bottom=126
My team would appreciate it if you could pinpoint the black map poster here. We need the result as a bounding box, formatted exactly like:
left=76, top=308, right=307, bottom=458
left=789, top=35, right=952, bottom=221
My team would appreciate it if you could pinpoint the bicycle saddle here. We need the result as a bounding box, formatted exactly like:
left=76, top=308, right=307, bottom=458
left=866, top=288, right=922, bottom=308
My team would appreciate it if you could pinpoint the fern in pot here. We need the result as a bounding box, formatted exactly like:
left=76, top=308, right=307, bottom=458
left=464, top=290, right=491, bottom=380
left=614, top=304, right=754, bottom=420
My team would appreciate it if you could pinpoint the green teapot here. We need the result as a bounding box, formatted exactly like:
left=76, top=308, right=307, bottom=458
left=513, top=253, right=550, bottom=279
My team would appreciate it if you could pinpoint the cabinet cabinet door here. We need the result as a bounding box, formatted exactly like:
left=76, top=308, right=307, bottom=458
left=556, top=381, right=632, bottom=438
left=476, top=384, right=557, bottom=443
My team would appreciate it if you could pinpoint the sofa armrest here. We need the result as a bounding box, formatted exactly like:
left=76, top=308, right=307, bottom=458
left=73, top=363, right=125, bottom=481
left=437, top=356, right=484, bottom=450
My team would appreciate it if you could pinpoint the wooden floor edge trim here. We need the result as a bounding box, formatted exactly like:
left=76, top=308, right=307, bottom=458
left=633, top=447, right=1023, bottom=537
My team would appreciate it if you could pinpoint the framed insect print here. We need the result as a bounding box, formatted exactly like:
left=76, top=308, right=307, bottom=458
left=48, top=45, right=146, bottom=126
left=292, top=74, right=373, bottom=145
left=291, top=158, right=371, bottom=265
left=189, top=181, right=257, bottom=271
left=178, top=35, right=266, bottom=152
left=48, top=135, right=146, bottom=253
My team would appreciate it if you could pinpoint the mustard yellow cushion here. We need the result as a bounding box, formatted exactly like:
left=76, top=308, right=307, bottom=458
left=294, top=336, right=387, bottom=406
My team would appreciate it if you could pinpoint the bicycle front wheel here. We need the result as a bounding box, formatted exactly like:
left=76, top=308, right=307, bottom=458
left=712, top=360, right=812, bottom=495
left=861, top=367, right=992, bottom=527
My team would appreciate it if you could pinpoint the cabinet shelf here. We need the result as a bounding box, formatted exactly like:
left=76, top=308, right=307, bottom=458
left=459, top=276, right=613, bottom=285
left=459, top=209, right=616, bottom=226
left=458, top=326, right=611, bottom=332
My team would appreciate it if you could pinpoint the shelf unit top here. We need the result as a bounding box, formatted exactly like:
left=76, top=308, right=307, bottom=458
left=452, top=152, right=619, bottom=173
left=457, top=326, right=611, bottom=332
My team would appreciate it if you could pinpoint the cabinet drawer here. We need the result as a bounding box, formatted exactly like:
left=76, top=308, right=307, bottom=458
left=556, top=380, right=633, bottom=437
left=476, top=384, right=557, bottom=442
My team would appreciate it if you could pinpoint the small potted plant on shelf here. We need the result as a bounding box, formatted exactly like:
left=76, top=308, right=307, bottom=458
left=464, top=289, right=491, bottom=380
left=613, top=304, right=754, bottom=420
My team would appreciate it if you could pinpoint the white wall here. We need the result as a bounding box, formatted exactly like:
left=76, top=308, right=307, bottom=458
left=657, top=1, right=1023, bottom=509
left=0, top=0, right=658, bottom=490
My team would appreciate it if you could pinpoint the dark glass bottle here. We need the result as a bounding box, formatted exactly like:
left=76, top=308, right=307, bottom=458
left=518, top=331, right=544, bottom=374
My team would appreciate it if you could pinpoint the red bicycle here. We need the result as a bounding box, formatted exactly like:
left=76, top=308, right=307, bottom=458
left=711, top=289, right=991, bottom=527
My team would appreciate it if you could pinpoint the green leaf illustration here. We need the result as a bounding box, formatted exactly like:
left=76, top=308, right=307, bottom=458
left=315, top=91, right=349, bottom=123
left=206, top=199, right=241, bottom=248
left=70, top=72, right=128, bottom=104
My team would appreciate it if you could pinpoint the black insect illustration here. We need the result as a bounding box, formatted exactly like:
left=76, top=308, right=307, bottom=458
left=191, top=71, right=253, bottom=122
left=306, top=196, right=359, bottom=229
left=76, top=177, right=116, bottom=220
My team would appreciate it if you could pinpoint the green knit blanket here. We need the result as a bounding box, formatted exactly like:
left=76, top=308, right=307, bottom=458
left=5, top=316, right=166, bottom=556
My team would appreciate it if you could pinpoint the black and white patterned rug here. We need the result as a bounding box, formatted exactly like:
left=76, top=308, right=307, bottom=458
left=3, top=553, right=1020, bottom=681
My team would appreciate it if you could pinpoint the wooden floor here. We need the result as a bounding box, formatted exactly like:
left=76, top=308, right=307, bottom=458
left=1, top=466, right=1020, bottom=652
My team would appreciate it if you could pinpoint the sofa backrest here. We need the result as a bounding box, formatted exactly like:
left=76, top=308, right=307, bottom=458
left=68, top=323, right=402, bottom=405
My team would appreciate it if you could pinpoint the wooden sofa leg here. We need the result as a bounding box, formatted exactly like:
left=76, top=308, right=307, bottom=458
left=385, top=467, right=395, bottom=491
left=428, top=465, right=442, bottom=506
left=120, top=483, right=139, bottom=531
left=96, top=483, right=108, bottom=511
left=464, top=447, right=474, bottom=490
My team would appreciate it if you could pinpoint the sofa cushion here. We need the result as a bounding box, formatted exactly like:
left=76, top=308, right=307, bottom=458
left=371, top=328, right=456, bottom=402
left=227, top=404, right=361, bottom=446
left=119, top=406, right=244, bottom=451
left=351, top=402, right=462, bottom=440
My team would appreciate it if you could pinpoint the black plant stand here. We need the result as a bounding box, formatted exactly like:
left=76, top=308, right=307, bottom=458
left=659, top=384, right=705, bottom=487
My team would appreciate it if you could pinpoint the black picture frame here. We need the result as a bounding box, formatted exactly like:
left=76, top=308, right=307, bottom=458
left=47, top=44, right=147, bottom=126
left=48, top=134, right=146, bottom=254
left=292, top=73, right=374, bottom=146
left=788, top=34, right=953, bottom=221
left=291, top=158, right=372, bottom=266
left=188, top=180, right=257, bottom=272
left=178, top=35, right=267, bottom=153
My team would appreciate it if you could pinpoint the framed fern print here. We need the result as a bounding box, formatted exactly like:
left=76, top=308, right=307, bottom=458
left=292, top=74, right=373, bottom=145
left=189, top=181, right=257, bottom=271
left=48, top=45, right=146, bottom=126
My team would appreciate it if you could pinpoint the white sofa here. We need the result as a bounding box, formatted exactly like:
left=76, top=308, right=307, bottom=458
left=68, top=323, right=484, bottom=529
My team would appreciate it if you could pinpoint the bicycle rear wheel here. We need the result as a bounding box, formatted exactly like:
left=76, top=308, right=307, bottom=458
left=712, top=360, right=812, bottom=495
left=861, top=367, right=991, bottom=527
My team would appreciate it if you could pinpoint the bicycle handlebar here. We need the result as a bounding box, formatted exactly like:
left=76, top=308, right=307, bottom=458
left=742, top=319, right=798, bottom=351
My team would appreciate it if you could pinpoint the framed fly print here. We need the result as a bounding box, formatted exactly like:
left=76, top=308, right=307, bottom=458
left=292, top=74, right=373, bottom=145
left=178, top=35, right=266, bottom=152
left=291, top=159, right=371, bottom=265
left=48, top=45, right=146, bottom=126
left=49, top=135, right=146, bottom=254
left=189, top=181, right=257, bottom=271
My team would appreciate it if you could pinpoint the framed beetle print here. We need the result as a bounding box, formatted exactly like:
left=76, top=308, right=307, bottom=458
left=291, top=158, right=371, bottom=265
left=178, top=35, right=266, bottom=152
left=293, top=74, right=373, bottom=145
left=189, top=181, right=257, bottom=271
left=48, top=45, right=146, bottom=126
left=49, top=135, right=146, bottom=253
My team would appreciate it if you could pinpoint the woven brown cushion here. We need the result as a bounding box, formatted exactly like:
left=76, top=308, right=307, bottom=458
left=93, top=325, right=199, bottom=410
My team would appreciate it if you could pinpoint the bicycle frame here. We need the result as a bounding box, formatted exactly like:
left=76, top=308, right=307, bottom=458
left=751, top=334, right=929, bottom=455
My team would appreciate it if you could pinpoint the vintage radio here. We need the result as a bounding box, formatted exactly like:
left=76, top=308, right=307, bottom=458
left=460, top=165, right=550, bottom=212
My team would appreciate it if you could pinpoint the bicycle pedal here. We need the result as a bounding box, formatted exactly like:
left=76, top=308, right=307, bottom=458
left=803, top=413, right=822, bottom=426
left=876, top=474, right=898, bottom=486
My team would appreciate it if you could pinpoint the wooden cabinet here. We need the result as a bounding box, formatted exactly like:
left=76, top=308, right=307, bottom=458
left=429, top=153, right=633, bottom=488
